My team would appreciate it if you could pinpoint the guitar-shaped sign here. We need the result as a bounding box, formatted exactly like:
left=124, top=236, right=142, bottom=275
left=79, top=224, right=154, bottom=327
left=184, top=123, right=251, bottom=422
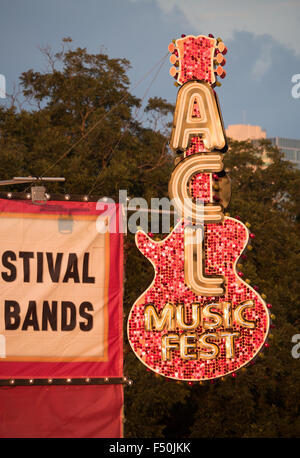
left=128, top=34, right=270, bottom=381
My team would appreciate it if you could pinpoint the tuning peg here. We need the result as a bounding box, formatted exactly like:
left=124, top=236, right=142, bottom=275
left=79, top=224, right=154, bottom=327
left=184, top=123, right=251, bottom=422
left=220, top=69, right=226, bottom=79
left=168, top=42, right=175, bottom=53
left=215, top=65, right=223, bottom=76
left=170, top=54, right=176, bottom=64
left=169, top=66, right=178, bottom=78
left=218, top=41, right=225, bottom=52
left=215, top=65, right=226, bottom=79
left=218, top=41, right=227, bottom=55
left=215, top=53, right=225, bottom=65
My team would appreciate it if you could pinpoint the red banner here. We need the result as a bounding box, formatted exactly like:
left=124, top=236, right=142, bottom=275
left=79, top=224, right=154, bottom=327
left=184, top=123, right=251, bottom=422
left=0, top=198, right=124, bottom=437
left=0, top=384, right=123, bottom=438
left=0, top=198, right=123, bottom=378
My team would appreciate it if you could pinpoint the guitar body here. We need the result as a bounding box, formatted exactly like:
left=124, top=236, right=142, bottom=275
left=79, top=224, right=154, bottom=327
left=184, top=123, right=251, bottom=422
left=128, top=218, right=269, bottom=380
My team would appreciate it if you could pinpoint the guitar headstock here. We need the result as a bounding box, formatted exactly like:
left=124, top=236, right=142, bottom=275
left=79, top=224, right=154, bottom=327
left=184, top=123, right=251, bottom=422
left=168, top=34, right=227, bottom=86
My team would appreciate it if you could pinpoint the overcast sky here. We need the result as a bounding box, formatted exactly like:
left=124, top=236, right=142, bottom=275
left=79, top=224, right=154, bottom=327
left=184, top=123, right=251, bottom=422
left=0, top=0, right=299, bottom=138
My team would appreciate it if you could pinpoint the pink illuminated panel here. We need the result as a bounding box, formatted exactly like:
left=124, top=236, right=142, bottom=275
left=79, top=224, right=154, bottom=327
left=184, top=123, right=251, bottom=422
left=189, top=173, right=211, bottom=203
left=185, top=137, right=210, bottom=202
left=176, top=35, right=216, bottom=85
left=169, top=34, right=227, bottom=85
left=185, top=136, right=205, bottom=156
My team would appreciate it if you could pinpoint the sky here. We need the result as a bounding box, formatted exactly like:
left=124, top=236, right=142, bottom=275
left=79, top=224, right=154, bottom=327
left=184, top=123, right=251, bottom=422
left=0, top=0, right=299, bottom=138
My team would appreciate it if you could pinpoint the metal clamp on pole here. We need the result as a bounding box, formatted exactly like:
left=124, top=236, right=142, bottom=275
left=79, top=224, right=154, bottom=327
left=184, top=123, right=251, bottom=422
left=0, top=177, right=65, bottom=204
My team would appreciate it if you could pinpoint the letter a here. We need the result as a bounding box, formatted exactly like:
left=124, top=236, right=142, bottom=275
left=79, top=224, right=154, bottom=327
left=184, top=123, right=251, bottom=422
left=170, top=81, right=226, bottom=152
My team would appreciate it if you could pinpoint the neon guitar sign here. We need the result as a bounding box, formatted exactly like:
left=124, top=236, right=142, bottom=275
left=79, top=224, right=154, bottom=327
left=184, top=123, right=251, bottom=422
left=128, top=34, right=270, bottom=381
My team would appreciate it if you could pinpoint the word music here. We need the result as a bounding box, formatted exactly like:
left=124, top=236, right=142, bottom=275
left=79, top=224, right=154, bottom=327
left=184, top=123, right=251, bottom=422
left=145, top=301, right=256, bottom=360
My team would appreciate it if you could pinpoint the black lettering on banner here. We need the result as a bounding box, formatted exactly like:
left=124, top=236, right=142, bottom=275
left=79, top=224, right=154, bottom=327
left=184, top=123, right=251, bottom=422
left=22, top=301, right=39, bottom=330
left=82, top=253, right=95, bottom=284
left=61, top=301, right=76, bottom=331
left=79, top=302, right=94, bottom=331
left=46, top=252, right=63, bottom=283
left=37, top=252, right=43, bottom=283
left=42, top=301, right=58, bottom=331
left=63, top=254, right=80, bottom=283
left=19, top=251, right=34, bottom=282
left=5, top=300, right=20, bottom=330
left=2, top=251, right=17, bottom=282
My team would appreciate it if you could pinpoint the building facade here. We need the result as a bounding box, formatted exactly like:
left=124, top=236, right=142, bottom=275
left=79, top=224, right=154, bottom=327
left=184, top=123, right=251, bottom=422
left=268, top=137, right=300, bottom=170
left=226, top=124, right=300, bottom=170
left=226, top=124, right=266, bottom=142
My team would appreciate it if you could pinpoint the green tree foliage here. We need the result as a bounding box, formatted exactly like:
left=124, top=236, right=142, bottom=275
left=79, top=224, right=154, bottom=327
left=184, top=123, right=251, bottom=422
left=125, top=139, right=300, bottom=438
left=0, top=39, right=172, bottom=199
left=0, top=40, right=300, bottom=438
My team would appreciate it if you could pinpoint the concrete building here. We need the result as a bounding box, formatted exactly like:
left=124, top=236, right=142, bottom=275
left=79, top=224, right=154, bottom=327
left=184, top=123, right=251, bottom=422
left=226, top=124, right=300, bottom=170
left=268, top=137, right=300, bottom=170
left=226, top=124, right=266, bottom=142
